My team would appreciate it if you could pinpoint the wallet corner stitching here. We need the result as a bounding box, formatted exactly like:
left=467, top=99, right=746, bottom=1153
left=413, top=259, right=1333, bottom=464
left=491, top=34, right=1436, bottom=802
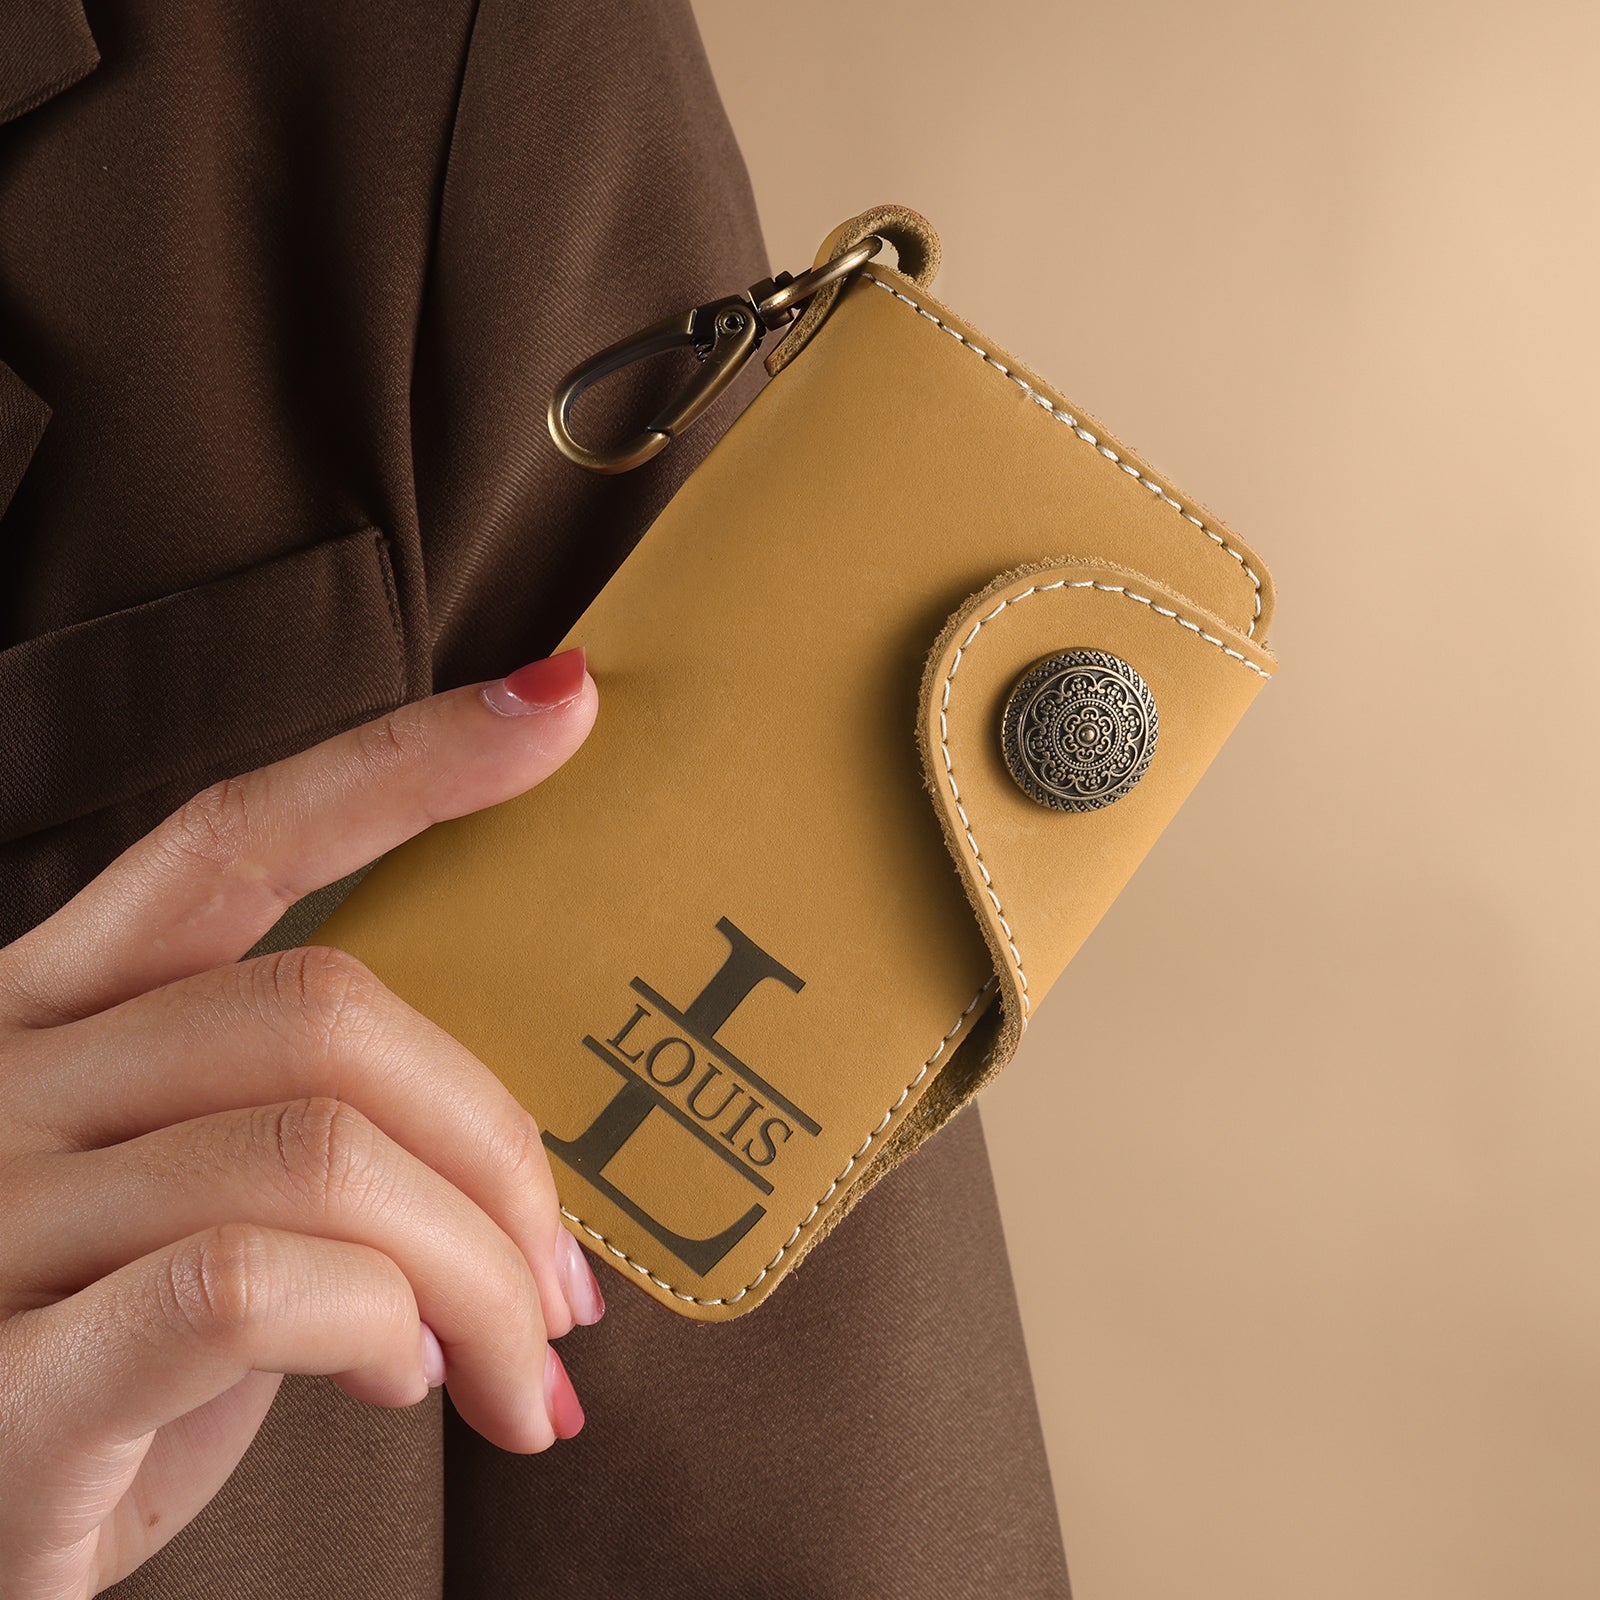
left=863, top=272, right=1266, bottom=638
left=557, top=975, right=997, bottom=1309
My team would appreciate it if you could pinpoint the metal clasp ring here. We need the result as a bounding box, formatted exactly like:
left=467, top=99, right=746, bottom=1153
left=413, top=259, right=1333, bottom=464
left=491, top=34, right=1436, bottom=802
left=547, top=237, right=882, bottom=474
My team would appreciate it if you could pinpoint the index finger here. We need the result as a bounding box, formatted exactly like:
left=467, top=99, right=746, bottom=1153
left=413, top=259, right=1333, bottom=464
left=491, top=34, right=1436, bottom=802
left=0, top=648, right=594, bottom=1028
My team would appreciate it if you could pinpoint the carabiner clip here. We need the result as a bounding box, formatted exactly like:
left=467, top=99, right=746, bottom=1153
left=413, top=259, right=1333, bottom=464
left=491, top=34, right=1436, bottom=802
left=546, top=296, right=760, bottom=475
left=547, top=238, right=882, bottom=474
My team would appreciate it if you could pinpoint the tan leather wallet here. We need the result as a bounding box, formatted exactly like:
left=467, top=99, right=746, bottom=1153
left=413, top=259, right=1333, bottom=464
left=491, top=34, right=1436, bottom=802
left=309, top=204, right=1278, bottom=1321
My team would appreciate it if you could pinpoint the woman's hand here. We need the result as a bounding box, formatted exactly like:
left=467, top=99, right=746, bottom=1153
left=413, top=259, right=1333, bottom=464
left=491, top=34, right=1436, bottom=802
left=0, top=647, right=607, bottom=1598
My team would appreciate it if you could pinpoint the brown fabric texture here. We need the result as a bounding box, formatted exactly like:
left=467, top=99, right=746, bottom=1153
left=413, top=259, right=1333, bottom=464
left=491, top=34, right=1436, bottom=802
left=0, top=1, right=1071, bottom=1595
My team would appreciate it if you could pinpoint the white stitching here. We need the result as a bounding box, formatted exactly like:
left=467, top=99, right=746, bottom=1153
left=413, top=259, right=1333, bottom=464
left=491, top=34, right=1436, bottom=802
left=865, top=273, right=1266, bottom=638
left=559, top=976, right=997, bottom=1306
left=935, top=579, right=1271, bottom=1029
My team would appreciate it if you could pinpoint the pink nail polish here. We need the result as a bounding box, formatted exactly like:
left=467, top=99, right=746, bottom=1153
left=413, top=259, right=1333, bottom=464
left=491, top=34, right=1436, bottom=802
left=482, top=646, right=587, bottom=716
left=558, top=1227, right=606, bottom=1327
left=420, top=1323, right=446, bottom=1388
left=544, top=1345, right=585, bottom=1440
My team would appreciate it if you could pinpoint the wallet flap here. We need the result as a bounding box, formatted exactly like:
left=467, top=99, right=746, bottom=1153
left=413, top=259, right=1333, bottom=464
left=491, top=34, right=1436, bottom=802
left=913, top=558, right=1275, bottom=1100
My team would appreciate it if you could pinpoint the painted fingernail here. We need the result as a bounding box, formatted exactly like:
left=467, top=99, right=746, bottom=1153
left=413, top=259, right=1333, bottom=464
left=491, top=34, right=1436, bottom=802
left=420, top=1323, right=446, bottom=1388
left=557, top=1226, right=606, bottom=1327
left=544, top=1345, right=585, bottom=1440
left=481, top=646, right=587, bottom=716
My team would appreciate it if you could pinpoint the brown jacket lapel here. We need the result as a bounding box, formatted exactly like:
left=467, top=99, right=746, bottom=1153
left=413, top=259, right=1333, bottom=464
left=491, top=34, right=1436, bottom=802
left=0, top=355, right=47, bottom=522
left=0, top=0, right=96, bottom=519
left=0, top=0, right=97, bottom=127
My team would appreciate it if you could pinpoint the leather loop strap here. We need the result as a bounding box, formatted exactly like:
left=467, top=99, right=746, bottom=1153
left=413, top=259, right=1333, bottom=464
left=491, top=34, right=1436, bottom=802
left=763, top=202, right=942, bottom=376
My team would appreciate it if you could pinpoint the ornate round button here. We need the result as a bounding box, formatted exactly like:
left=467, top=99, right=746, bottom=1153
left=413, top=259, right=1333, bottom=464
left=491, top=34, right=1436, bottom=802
left=1000, top=650, right=1159, bottom=812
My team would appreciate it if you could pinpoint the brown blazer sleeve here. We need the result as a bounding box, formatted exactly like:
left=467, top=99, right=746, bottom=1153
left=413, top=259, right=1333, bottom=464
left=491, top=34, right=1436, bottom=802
left=0, top=2, right=1071, bottom=1594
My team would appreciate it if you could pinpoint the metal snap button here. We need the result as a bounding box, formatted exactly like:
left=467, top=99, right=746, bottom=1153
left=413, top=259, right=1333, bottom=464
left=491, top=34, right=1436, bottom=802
left=1000, top=650, right=1159, bottom=812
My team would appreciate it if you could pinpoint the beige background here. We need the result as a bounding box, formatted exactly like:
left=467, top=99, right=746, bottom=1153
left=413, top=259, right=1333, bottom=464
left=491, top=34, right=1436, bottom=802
left=693, top=2, right=1600, bottom=1595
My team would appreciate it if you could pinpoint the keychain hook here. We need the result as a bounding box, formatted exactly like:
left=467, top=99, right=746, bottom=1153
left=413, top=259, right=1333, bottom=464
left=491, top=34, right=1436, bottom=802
left=547, top=237, right=882, bottom=474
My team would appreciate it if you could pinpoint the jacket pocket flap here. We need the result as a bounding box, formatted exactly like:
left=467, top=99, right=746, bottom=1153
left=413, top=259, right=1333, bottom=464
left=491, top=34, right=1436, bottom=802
left=0, top=526, right=407, bottom=846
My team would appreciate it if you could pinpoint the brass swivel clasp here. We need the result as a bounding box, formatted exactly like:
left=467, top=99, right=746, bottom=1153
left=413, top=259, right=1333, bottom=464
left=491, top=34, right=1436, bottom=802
left=547, top=237, right=882, bottom=474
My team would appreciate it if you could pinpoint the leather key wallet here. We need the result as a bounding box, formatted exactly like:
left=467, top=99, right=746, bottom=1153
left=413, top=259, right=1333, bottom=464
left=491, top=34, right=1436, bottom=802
left=309, top=204, right=1279, bottom=1320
